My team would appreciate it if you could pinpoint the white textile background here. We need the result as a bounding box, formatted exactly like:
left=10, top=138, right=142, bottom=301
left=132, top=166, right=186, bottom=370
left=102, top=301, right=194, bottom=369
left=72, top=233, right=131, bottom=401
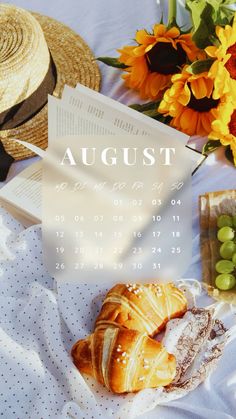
left=1, top=209, right=236, bottom=419
left=0, top=0, right=236, bottom=418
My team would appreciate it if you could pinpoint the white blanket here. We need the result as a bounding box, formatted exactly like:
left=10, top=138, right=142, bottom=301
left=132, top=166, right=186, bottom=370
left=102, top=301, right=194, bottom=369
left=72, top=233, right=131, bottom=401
left=0, top=207, right=236, bottom=419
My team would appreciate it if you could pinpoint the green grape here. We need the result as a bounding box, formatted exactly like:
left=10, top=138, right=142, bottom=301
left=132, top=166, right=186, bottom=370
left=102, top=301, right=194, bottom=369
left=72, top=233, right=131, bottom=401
left=215, top=273, right=236, bottom=290
left=232, top=253, right=236, bottom=265
left=233, top=215, right=236, bottom=229
left=217, top=226, right=234, bottom=242
left=217, top=214, right=233, bottom=228
left=215, top=260, right=235, bottom=274
left=220, top=241, right=236, bottom=259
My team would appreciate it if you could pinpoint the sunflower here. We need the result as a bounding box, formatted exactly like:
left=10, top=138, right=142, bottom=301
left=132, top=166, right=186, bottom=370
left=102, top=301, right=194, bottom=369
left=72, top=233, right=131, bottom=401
left=210, top=100, right=236, bottom=165
left=118, top=24, right=204, bottom=100
left=158, top=67, right=223, bottom=137
left=205, top=15, right=236, bottom=100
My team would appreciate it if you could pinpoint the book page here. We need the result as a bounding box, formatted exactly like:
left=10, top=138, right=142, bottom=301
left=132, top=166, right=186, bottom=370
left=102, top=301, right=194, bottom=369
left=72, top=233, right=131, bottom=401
left=0, top=160, right=42, bottom=224
left=63, top=84, right=187, bottom=141
left=61, top=84, right=205, bottom=172
left=48, top=95, right=115, bottom=139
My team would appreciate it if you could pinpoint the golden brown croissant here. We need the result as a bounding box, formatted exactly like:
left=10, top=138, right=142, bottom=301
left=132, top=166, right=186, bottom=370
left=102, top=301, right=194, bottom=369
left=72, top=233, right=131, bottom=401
left=71, top=326, right=176, bottom=393
left=95, top=283, right=187, bottom=336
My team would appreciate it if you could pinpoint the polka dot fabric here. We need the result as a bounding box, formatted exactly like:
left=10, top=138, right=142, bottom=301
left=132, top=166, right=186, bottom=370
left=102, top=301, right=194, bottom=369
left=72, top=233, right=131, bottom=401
left=1, top=206, right=236, bottom=419
left=0, top=208, right=101, bottom=418
left=0, top=207, right=170, bottom=419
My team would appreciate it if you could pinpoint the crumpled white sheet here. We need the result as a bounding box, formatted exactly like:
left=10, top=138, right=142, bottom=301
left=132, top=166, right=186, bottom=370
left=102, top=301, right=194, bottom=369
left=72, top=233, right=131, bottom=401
left=0, top=206, right=236, bottom=419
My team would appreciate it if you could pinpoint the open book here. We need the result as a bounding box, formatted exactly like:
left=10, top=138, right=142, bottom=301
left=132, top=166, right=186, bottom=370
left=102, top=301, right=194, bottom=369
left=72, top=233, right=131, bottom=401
left=0, top=160, right=42, bottom=226
left=0, top=84, right=206, bottom=227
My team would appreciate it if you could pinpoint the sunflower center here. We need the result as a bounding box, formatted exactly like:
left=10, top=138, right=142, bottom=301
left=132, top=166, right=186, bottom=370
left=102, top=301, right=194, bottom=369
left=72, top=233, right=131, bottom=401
left=187, top=84, right=219, bottom=113
left=146, top=42, right=186, bottom=75
left=225, top=43, right=236, bottom=80
left=229, top=110, right=236, bottom=136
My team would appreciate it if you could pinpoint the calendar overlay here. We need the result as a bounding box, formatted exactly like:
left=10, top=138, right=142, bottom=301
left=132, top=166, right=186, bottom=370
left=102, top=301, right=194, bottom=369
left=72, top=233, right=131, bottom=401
left=42, top=134, right=192, bottom=284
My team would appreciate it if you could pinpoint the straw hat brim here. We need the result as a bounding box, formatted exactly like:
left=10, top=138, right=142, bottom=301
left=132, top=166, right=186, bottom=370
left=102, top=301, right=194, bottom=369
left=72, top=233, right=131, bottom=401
left=0, top=11, right=101, bottom=160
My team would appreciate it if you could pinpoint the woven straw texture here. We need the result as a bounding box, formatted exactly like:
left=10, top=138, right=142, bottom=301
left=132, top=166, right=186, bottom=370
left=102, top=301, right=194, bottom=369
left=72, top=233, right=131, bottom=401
left=0, top=4, right=50, bottom=113
left=0, top=6, right=101, bottom=160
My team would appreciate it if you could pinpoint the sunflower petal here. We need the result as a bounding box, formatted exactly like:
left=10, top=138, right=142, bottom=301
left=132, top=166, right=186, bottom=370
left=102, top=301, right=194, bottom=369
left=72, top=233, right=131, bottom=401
left=165, top=27, right=180, bottom=39
left=136, top=29, right=150, bottom=45
left=191, top=78, right=210, bottom=99
left=190, top=110, right=198, bottom=134
left=211, top=119, right=229, bottom=136
left=133, top=45, right=147, bottom=57
left=205, top=46, right=217, bottom=58
left=158, top=100, right=169, bottom=114
left=169, top=101, right=183, bottom=117
left=180, top=108, right=194, bottom=131
left=151, top=74, right=167, bottom=97
left=201, top=112, right=213, bottom=135
left=153, top=24, right=166, bottom=37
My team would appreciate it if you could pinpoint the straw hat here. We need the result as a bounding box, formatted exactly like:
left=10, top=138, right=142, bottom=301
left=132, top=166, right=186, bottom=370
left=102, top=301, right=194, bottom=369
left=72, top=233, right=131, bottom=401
left=0, top=4, right=101, bottom=160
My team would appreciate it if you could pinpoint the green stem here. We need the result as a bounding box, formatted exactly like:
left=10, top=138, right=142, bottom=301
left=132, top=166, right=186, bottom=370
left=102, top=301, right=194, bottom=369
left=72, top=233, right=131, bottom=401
left=168, top=0, right=177, bottom=27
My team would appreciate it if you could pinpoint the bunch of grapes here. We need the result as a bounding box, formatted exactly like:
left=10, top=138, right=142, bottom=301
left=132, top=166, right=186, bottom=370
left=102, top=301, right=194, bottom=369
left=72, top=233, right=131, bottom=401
left=215, top=214, right=236, bottom=291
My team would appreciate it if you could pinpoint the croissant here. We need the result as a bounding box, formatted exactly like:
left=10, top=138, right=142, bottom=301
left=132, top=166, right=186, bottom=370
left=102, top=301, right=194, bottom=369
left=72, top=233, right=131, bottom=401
left=71, top=326, right=176, bottom=393
left=95, top=283, right=187, bottom=337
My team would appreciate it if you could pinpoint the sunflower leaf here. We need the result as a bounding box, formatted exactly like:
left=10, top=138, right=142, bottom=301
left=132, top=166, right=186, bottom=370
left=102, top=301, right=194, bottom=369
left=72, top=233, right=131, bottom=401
left=225, top=146, right=235, bottom=166
left=97, top=57, right=128, bottom=69
left=186, top=0, right=235, bottom=48
left=189, top=58, right=214, bottom=74
left=152, top=114, right=172, bottom=124
left=129, top=102, right=171, bottom=124
left=142, top=109, right=158, bottom=118
left=214, top=5, right=235, bottom=25
left=202, top=139, right=221, bottom=155
left=143, top=109, right=161, bottom=118
left=189, top=3, right=216, bottom=49
left=129, top=101, right=160, bottom=112
left=221, top=0, right=236, bottom=5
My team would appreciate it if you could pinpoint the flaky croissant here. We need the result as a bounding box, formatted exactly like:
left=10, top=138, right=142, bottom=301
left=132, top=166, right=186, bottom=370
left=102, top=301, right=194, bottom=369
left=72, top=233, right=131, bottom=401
left=71, top=326, right=176, bottom=393
left=95, top=283, right=187, bottom=336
